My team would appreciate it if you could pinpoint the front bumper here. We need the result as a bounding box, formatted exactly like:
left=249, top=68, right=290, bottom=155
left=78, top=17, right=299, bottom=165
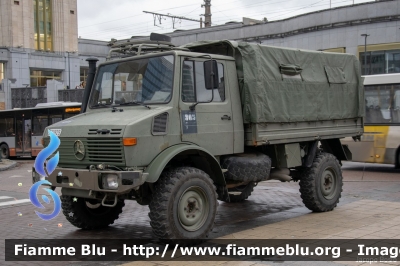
left=32, top=167, right=146, bottom=194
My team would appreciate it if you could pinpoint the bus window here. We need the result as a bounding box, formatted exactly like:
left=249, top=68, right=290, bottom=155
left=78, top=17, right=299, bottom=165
left=32, top=110, right=48, bottom=136
left=0, top=117, right=14, bottom=137
left=365, top=85, right=399, bottom=124
left=49, top=109, right=63, bottom=125
left=393, top=88, right=400, bottom=123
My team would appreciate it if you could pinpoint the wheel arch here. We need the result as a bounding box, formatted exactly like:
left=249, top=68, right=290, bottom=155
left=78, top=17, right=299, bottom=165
left=0, top=142, right=10, bottom=159
left=143, top=144, right=225, bottom=186
left=320, top=138, right=352, bottom=162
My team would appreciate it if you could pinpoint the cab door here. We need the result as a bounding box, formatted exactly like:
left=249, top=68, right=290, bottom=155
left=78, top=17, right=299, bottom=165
left=179, top=59, right=234, bottom=156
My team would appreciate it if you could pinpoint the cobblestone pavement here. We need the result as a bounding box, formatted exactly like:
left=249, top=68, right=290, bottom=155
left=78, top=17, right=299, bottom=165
left=0, top=160, right=399, bottom=266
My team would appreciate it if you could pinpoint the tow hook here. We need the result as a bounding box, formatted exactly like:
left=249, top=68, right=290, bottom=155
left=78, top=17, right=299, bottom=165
left=101, top=194, right=118, bottom=207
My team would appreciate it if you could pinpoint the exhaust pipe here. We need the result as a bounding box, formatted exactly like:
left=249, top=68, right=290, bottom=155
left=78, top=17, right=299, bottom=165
left=81, top=57, right=99, bottom=113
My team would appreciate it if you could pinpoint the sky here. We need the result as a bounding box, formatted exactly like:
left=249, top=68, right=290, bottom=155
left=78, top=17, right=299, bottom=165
left=77, top=0, right=374, bottom=42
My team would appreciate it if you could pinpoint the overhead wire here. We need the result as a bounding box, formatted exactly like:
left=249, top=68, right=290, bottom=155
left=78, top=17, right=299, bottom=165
left=78, top=0, right=305, bottom=34
left=77, top=1, right=304, bottom=38
left=78, top=0, right=372, bottom=40
left=79, top=0, right=324, bottom=38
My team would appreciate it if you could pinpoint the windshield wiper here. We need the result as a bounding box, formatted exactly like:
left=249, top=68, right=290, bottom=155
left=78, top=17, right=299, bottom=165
left=91, top=103, right=110, bottom=108
left=118, top=101, right=151, bottom=109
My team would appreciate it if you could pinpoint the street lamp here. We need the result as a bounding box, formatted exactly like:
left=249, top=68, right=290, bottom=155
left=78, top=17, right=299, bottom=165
left=361, top=34, right=370, bottom=75
left=66, top=51, right=74, bottom=89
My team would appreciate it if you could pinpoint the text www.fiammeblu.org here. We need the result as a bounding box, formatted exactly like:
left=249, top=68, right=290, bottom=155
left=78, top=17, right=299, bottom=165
left=122, top=244, right=400, bottom=259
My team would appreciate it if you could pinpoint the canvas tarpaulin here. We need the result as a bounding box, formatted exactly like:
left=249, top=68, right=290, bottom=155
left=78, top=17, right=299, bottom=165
left=182, top=41, right=364, bottom=124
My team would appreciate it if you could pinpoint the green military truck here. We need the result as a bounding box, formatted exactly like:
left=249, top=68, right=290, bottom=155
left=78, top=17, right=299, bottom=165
left=33, top=34, right=364, bottom=240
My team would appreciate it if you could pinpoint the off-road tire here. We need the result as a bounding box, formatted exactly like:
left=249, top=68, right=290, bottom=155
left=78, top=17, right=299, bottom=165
left=299, top=152, right=343, bottom=212
left=0, top=144, right=9, bottom=159
left=61, top=195, right=125, bottom=229
left=220, top=152, right=271, bottom=182
left=223, top=182, right=256, bottom=203
left=149, top=167, right=218, bottom=241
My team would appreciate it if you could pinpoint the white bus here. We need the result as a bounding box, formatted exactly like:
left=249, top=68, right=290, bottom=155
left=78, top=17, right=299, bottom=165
left=0, top=102, right=81, bottom=159
left=343, top=74, right=400, bottom=168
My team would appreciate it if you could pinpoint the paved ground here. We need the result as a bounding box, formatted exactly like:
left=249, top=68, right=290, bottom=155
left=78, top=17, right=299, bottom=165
left=0, top=159, right=399, bottom=266
left=0, top=159, right=17, bottom=171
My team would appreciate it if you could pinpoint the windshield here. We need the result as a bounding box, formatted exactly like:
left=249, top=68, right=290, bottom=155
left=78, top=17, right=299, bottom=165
left=89, top=55, right=174, bottom=108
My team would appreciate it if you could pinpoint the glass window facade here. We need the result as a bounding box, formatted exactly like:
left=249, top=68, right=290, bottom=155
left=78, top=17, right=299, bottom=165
left=34, top=0, right=52, bottom=51
left=30, top=70, right=61, bottom=86
left=360, top=49, right=400, bottom=75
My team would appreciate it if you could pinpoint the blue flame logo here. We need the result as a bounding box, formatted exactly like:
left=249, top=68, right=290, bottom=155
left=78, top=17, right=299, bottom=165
left=30, top=130, right=61, bottom=220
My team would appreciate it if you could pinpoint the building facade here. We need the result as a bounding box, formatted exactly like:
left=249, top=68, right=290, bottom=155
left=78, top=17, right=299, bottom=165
left=0, top=0, right=109, bottom=110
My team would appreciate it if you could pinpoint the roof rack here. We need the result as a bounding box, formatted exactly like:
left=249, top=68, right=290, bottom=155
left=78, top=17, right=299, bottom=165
left=107, top=33, right=189, bottom=59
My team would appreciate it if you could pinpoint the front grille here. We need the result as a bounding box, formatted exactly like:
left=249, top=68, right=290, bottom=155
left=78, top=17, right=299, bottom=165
left=57, top=137, right=125, bottom=167
left=88, top=129, right=97, bottom=135
left=87, top=138, right=123, bottom=163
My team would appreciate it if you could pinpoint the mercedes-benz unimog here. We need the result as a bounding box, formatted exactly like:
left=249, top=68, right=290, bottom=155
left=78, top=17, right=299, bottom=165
left=33, top=33, right=364, bottom=241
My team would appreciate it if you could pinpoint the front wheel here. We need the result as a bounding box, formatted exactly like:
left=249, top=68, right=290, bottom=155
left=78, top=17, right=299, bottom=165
left=299, top=152, right=343, bottom=212
left=61, top=196, right=125, bottom=229
left=149, top=167, right=218, bottom=241
left=0, top=144, right=9, bottom=159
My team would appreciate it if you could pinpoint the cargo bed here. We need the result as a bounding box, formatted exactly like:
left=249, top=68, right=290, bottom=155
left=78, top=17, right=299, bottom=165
left=245, top=118, right=363, bottom=146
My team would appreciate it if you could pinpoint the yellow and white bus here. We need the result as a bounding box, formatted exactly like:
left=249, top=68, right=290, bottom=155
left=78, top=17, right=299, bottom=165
left=343, top=74, right=400, bottom=168
left=0, top=102, right=81, bottom=159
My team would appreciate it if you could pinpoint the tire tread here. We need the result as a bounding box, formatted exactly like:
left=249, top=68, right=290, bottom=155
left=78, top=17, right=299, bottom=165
left=148, top=167, right=218, bottom=241
left=61, top=195, right=124, bottom=229
left=299, top=152, right=343, bottom=212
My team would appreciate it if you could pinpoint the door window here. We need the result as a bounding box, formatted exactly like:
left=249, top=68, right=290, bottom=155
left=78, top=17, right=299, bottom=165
left=182, top=61, right=225, bottom=102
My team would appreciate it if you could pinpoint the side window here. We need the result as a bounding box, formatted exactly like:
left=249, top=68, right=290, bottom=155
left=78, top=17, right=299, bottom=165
left=0, top=117, right=14, bottom=137
left=365, top=84, right=400, bottom=124
left=32, top=110, right=48, bottom=136
left=182, top=61, right=196, bottom=102
left=182, top=60, right=225, bottom=102
left=49, top=109, right=63, bottom=125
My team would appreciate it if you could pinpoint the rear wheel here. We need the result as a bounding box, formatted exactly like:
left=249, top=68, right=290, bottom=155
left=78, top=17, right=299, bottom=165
left=299, top=152, right=343, bottom=212
left=61, top=196, right=125, bottom=229
left=149, top=167, right=218, bottom=241
left=395, top=148, right=400, bottom=169
left=0, top=144, right=9, bottom=159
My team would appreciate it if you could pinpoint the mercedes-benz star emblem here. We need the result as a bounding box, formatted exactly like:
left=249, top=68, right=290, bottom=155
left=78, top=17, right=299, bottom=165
left=73, top=140, right=85, bottom=161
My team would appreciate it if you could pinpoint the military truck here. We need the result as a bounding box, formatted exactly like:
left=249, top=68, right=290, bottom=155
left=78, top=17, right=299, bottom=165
left=33, top=33, right=364, bottom=240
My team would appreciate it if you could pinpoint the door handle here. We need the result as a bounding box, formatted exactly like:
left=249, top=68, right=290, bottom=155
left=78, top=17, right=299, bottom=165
left=221, top=115, right=231, bottom=120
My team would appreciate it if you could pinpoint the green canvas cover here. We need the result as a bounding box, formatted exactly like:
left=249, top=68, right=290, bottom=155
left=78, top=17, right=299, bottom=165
left=182, top=41, right=364, bottom=124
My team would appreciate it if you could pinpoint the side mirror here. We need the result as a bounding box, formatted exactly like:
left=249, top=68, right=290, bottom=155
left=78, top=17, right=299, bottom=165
left=204, top=60, right=219, bottom=90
